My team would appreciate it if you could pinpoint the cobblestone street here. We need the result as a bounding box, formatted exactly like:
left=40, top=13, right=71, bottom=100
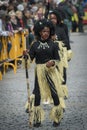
left=0, top=32, right=87, bottom=130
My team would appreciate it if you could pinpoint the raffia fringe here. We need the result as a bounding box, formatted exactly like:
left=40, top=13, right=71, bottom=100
left=62, top=84, right=68, bottom=98
left=59, top=97, right=66, bottom=108
left=49, top=104, right=63, bottom=123
left=55, top=40, right=68, bottom=68
left=36, top=64, right=52, bottom=101
left=67, top=50, right=73, bottom=61
left=34, top=106, right=45, bottom=123
left=62, top=47, right=68, bottom=68
left=54, top=40, right=64, bottom=51
left=25, top=97, right=45, bottom=123
left=36, top=64, right=64, bottom=102
left=56, top=61, right=64, bottom=82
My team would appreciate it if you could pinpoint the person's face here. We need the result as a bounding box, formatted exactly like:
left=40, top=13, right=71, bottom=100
left=50, top=14, right=57, bottom=25
left=16, top=12, right=22, bottom=19
left=40, top=27, right=50, bottom=40
left=10, top=15, right=16, bottom=20
left=24, top=11, right=31, bottom=18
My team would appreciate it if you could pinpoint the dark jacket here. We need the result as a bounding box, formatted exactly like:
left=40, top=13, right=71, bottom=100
left=55, top=24, right=71, bottom=50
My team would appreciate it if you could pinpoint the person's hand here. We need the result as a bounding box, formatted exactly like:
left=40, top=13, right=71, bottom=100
left=18, top=27, right=23, bottom=32
left=51, top=34, right=57, bottom=41
left=46, top=60, right=55, bottom=68
left=23, top=50, right=29, bottom=60
left=23, top=50, right=29, bottom=56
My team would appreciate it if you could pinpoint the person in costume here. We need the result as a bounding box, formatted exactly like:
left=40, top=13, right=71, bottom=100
left=24, top=18, right=64, bottom=127
left=48, top=9, right=73, bottom=99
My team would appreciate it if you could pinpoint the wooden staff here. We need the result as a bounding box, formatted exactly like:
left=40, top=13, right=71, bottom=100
left=23, top=52, right=33, bottom=128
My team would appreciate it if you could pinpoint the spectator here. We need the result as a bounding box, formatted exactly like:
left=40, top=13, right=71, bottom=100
left=6, top=10, right=19, bottom=33
left=75, top=0, right=85, bottom=32
left=58, top=0, right=74, bottom=33
left=16, top=10, right=25, bottom=29
left=23, top=9, right=34, bottom=49
left=0, top=10, right=11, bottom=36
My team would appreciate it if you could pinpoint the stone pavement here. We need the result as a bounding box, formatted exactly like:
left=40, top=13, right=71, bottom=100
left=84, top=25, right=87, bottom=32
left=0, top=32, right=87, bottom=130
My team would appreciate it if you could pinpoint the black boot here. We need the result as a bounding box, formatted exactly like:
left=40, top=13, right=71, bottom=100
left=53, top=122, right=60, bottom=127
left=33, top=122, right=41, bottom=127
left=25, top=108, right=29, bottom=113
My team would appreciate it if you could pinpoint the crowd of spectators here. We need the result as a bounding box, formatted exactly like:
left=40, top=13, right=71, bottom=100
left=0, top=0, right=87, bottom=48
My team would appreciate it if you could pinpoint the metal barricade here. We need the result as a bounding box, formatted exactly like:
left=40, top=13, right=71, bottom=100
left=0, top=31, right=27, bottom=80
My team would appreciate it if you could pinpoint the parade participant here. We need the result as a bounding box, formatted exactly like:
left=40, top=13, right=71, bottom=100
left=48, top=9, right=72, bottom=98
left=24, top=18, right=64, bottom=127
